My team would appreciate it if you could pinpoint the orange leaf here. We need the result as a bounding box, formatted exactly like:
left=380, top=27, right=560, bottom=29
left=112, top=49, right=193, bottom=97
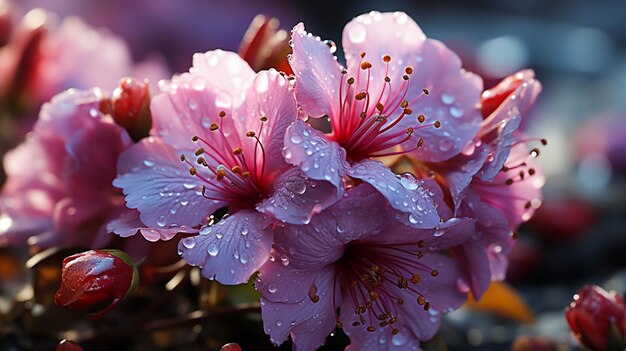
left=464, top=281, right=535, bottom=324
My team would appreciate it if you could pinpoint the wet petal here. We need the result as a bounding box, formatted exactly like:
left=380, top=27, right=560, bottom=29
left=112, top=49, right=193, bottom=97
left=114, top=137, right=224, bottom=229
left=478, top=115, right=521, bottom=181
left=256, top=249, right=319, bottom=304
left=178, top=210, right=272, bottom=285
left=290, top=23, right=342, bottom=119
left=432, top=143, right=490, bottom=208
left=260, top=266, right=338, bottom=350
left=283, top=120, right=348, bottom=195
left=107, top=210, right=196, bottom=242
left=236, top=70, right=297, bottom=175
left=347, top=159, right=439, bottom=229
left=257, top=168, right=339, bottom=225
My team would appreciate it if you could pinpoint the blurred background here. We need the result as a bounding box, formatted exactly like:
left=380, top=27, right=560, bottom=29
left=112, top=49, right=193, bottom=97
left=2, top=0, right=626, bottom=350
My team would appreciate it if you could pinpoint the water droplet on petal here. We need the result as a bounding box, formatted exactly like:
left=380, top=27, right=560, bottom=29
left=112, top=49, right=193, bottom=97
left=207, top=243, right=219, bottom=256
left=268, top=283, right=278, bottom=293
left=450, top=106, right=464, bottom=118
left=240, top=252, right=249, bottom=264
left=181, top=237, right=196, bottom=249
left=290, top=133, right=303, bottom=144
left=439, top=138, right=455, bottom=152
left=348, top=23, right=367, bottom=44
left=156, top=216, right=167, bottom=227
left=323, top=39, right=337, bottom=53
left=441, top=93, right=455, bottom=105
left=255, top=73, right=269, bottom=93
left=143, top=160, right=155, bottom=167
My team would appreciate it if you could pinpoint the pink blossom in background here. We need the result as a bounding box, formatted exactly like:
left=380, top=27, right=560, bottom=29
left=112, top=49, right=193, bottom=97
left=0, top=86, right=183, bottom=256
left=256, top=184, right=473, bottom=350
left=114, top=50, right=337, bottom=284
left=0, top=7, right=167, bottom=111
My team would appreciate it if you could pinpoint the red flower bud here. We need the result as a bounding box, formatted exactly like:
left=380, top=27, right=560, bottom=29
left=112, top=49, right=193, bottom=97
left=220, top=343, right=243, bottom=351
left=566, top=285, right=626, bottom=351
left=238, top=15, right=292, bottom=75
left=54, top=250, right=139, bottom=319
left=511, top=336, right=558, bottom=351
left=480, top=70, right=532, bottom=118
left=56, top=339, right=84, bottom=351
left=110, top=77, right=152, bottom=142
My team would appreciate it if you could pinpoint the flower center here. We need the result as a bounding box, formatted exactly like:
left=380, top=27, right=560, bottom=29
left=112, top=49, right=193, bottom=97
left=325, top=240, right=439, bottom=335
left=332, top=52, right=440, bottom=161
left=180, top=110, right=270, bottom=205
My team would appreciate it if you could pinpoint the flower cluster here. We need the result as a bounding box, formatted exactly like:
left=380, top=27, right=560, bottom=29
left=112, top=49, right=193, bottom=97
left=0, top=10, right=544, bottom=350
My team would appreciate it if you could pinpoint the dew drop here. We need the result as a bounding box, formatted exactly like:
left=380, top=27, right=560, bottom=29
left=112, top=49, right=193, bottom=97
left=188, top=99, right=198, bottom=110
left=408, top=213, right=419, bottom=224
left=394, top=12, right=408, bottom=24
left=241, top=228, right=249, bottom=236
left=207, top=54, right=219, bottom=66
left=282, top=148, right=292, bottom=159
left=441, top=93, right=455, bottom=105
left=450, top=106, right=464, bottom=118
left=290, top=134, right=303, bottom=144
left=276, top=320, right=283, bottom=327
left=207, top=243, right=219, bottom=256
left=201, top=116, right=211, bottom=128
left=292, top=182, right=307, bottom=195
left=268, top=283, right=278, bottom=293
left=215, top=91, right=232, bottom=108
left=337, top=224, right=346, bottom=233
left=240, top=252, right=249, bottom=264
left=280, top=254, right=290, bottom=266
left=156, top=216, right=167, bottom=227
left=392, top=333, right=407, bottom=346
left=438, top=138, right=455, bottom=152
left=347, top=23, right=367, bottom=44
left=143, top=160, right=155, bottom=167
left=181, top=237, right=196, bottom=249
left=400, top=177, right=418, bottom=190
left=255, top=73, right=269, bottom=93
left=323, top=39, right=337, bottom=54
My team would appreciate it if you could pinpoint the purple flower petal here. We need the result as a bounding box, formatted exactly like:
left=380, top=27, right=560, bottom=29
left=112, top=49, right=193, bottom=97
left=257, top=168, right=339, bottom=225
left=478, top=115, right=521, bottom=181
left=107, top=209, right=197, bottom=242
left=347, top=159, right=439, bottom=229
left=237, top=70, right=297, bottom=175
left=178, top=210, right=272, bottom=285
left=290, top=23, right=342, bottom=119
left=114, top=137, right=224, bottom=229
left=260, top=266, right=338, bottom=350
left=283, top=120, right=348, bottom=195
left=256, top=248, right=319, bottom=304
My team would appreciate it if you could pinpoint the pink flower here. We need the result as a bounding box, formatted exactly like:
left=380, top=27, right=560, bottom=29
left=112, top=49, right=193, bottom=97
left=256, top=184, right=473, bottom=350
left=393, top=71, right=544, bottom=298
left=0, top=86, right=185, bottom=250
left=283, top=11, right=484, bottom=227
left=114, top=51, right=337, bottom=284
